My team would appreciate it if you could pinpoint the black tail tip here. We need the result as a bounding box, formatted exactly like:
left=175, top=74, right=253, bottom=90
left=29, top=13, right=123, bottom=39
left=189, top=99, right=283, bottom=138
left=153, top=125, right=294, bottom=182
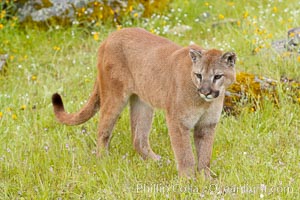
left=52, top=93, right=63, bottom=107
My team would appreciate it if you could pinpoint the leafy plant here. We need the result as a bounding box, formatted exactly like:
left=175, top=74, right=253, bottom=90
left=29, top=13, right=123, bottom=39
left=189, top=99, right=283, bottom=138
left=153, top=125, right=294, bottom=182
left=1, top=0, right=171, bottom=28
left=225, top=72, right=300, bottom=114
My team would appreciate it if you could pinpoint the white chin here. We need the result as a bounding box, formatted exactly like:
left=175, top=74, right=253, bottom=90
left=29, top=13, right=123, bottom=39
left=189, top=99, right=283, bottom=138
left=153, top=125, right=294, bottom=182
left=203, top=97, right=213, bottom=102
left=200, top=94, right=214, bottom=102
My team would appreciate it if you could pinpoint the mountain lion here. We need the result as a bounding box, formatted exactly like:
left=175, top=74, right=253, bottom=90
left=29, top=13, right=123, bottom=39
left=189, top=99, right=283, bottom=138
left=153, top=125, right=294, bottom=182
left=52, top=28, right=236, bottom=178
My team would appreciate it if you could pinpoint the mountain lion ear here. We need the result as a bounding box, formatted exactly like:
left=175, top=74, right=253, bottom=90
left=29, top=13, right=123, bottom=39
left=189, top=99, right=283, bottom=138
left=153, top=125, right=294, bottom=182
left=221, top=52, right=236, bottom=67
left=189, top=49, right=202, bottom=63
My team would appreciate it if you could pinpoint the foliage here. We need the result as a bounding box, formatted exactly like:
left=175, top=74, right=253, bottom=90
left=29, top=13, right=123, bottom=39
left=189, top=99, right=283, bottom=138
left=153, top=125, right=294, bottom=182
left=225, top=72, right=300, bottom=114
left=0, top=1, right=18, bottom=32
left=0, top=0, right=171, bottom=27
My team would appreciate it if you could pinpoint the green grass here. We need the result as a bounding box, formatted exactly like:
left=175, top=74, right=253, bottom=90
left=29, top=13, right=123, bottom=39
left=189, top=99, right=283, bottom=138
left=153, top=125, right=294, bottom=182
left=1, top=0, right=299, bottom=199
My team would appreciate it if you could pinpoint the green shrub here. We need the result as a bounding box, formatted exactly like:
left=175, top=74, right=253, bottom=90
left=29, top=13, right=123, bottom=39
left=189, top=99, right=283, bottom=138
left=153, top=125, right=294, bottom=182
left=0, top=0, right=171, bottom=28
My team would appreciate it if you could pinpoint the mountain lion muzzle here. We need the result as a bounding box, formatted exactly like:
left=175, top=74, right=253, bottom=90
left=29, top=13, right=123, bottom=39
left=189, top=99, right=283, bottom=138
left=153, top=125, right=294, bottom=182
left=52, top=28, right=236, bottom=179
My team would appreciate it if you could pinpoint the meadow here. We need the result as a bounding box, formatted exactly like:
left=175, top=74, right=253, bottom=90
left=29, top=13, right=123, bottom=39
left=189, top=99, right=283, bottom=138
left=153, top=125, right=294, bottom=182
left=0, top=0, right=299, bottom=199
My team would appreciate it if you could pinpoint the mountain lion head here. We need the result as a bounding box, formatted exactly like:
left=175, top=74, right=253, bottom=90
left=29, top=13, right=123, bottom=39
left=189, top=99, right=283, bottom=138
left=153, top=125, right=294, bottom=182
left=189, top=49, right=236, bottom=102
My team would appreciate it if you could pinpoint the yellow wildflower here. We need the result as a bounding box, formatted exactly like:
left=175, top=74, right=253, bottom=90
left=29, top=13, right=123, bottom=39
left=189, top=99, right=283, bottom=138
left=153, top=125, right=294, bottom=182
left=254, top=47, right=260, bottom=53
left=53, top=46, right=61, bottom=51
left=110, top=8, right=114, bottom=15
left=12, top=114, right=17, bottom=120
left=0, top=24, right=3, bottom=29
left=218, top=14, right=225, bottom=20
left=0, top=112, right=2, bottom=118
left=273, top=7, right=278, bottom=13
left=0, top=10, right=6, bottom=18
left=204, top=2, right=209, bottom=6
left=21, top=105, right=26, bottom=110
left=129, top=5, right=133, bottom=12
left=289, top=32, right=295, bottom=37
left=7, top=108, right=11, bottom=112
left=297, top=56, right=300, bottom=62
left=267, top=33, right=273, bottom=39
left=93, top=32, right=99, bottom=41
left=117, top=25, right=122, bottom=30
left=31, top=75, right=37, bottom=81
left=133, top=13, right=139, bottom=18
left=243, top=11, right=249, bottom=19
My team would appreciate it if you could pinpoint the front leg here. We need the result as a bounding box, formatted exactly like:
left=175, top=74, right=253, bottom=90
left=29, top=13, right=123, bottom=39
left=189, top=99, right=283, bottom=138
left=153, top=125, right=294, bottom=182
left=166, top=116, right=195, bottom=178
left=194, top=122, right=216, bottom=179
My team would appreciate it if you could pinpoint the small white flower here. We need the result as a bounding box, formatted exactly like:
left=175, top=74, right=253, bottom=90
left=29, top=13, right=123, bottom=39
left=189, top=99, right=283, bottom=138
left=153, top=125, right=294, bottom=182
left=44, top=145, right=49, bottom=152
left=49, top=166, right=54, bottom=173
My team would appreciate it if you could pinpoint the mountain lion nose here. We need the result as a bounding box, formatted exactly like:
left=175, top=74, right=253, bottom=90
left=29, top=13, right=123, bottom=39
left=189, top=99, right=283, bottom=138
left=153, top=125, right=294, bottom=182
left=199, top=88, right=211, bottom=96
left=198, top=88, right=220, bottom=98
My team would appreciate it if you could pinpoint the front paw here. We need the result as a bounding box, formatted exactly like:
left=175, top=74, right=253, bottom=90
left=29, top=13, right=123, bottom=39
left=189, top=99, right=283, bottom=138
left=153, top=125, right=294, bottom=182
left=178, top=166, right=196, bottom=179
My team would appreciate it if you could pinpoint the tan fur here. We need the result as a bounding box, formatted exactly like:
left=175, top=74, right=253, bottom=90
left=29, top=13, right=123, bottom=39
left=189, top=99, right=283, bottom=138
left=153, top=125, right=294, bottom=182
left=52, top=28, right=236, bottom=178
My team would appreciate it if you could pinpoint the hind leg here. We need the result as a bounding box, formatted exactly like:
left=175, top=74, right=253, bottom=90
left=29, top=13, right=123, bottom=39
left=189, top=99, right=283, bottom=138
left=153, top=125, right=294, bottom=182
left=97, top=95, right=128, bottom=157
left=130, top=95, right=161, bottom=161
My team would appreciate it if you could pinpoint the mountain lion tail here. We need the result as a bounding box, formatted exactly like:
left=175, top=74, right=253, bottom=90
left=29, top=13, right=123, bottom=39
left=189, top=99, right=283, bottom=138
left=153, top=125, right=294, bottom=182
left=52, top=81, right=100, bottom=125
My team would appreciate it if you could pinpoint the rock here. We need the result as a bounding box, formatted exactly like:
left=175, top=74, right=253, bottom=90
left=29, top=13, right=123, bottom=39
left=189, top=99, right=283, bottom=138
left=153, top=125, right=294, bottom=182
left=211, top=18, right=238, bottom=28
left=194, top=12, right=210, bottom=23
left=0, top=54, right=8, bottom=71
left=168, top=25, right=192, bottom=35
left=272, top=27, right=300, bottom=53
left=271, top=39, right=287, bottom=53
left=287, top=27, right=300, bottom=52
left=224, top=72, right=300, bottom=114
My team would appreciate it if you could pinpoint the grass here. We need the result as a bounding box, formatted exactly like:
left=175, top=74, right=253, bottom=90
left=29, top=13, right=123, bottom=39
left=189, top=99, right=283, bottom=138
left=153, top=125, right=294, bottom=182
left=1, top=0, right=299, bottom=199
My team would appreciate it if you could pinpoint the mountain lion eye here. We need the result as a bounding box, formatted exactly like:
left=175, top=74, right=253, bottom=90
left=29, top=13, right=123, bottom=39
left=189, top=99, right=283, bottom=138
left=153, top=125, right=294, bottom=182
left=214, top=74, right=223, bottom=80
left=195, top=73, right=202, bottom=80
